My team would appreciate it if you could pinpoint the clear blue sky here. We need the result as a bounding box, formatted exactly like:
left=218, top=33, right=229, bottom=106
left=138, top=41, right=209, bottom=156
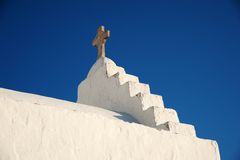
left=0, top=0, right=240, bottom=159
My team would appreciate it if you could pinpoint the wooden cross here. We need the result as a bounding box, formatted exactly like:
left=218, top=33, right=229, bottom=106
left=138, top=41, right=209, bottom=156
left=92, top=26, right=110, bottom=59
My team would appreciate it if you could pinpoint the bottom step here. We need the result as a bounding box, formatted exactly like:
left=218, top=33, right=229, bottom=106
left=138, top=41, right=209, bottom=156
left=157, top=121, right=196, bottom=137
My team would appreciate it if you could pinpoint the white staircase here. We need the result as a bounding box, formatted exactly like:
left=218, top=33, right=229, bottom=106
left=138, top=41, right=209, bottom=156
left=77, top=57, right=196, bottom=137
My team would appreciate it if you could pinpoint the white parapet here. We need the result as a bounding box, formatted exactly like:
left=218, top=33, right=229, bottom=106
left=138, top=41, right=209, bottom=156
left=77, top=57, right=207, bottom=139
left=0, top=88, right=220, bottom=160
left=77, top=57, right=173, bottom=129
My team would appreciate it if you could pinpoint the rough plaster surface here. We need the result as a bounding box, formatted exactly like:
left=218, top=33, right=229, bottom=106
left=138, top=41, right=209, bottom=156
left=0, top=88, right=220, bottom=160
left=77, top=58, right=195, bottom=136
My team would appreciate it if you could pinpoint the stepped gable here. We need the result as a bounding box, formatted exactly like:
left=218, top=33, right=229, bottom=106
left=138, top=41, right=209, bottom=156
left=77, top=57, right=195, bottom=137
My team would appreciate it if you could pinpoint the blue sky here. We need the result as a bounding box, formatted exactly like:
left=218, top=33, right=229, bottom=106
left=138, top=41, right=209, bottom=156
left=0, top=0, right=240, bottom=159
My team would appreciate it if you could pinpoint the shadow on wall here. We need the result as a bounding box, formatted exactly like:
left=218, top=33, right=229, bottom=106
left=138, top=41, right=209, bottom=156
left=114, top=112, right=139, bottom=124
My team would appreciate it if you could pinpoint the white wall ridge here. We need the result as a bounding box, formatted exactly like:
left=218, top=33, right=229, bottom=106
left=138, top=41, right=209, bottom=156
left=0, top=89, right=221, bottom=160
left=77, top=57, right=197, bottom=137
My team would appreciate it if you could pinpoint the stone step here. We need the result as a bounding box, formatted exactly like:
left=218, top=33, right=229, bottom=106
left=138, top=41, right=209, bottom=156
left=115, top=73, right=139, bottom=85
left=157, top=121, right=196, bottom=137
left=106, top=61, right=126, bottom=77
left=128, top=82, right=150, bottom=97
left=136, top=93, right=164, bottom=110
left=153, top=107, right=179, bottom=126
left=117, top=67, right=126, bottom=75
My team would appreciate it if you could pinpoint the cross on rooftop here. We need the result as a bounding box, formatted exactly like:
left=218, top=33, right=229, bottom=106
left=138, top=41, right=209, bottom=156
left=92, top=26, right=110, bottom=59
